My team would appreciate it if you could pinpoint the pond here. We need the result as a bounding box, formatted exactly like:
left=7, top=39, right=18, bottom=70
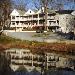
left=11, top=70, right=75, bottom=75
left=3, top=48, right=75, bottom=75
left=0, top=48, right=75, bottom=75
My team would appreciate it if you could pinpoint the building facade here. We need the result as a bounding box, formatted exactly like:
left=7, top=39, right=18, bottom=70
left=56, top=10, right=75, bottom=33
left=10, top=8, right=58, bottom=32
left=10, top=9, right=75, bottom=33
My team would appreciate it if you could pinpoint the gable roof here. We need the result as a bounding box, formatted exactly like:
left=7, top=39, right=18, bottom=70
left=10, top=9, right=25, bottom=16
left=71, top=11, right=75, bottom=16
left=36, top=7, right=44, bottom=14
left=47, top=9, right=56, bottom=15
left=36, top=9, right=41, bottom=14
left=17, top=10, right=25, bottom=16
left=10, top=8, right=75, bottom=16
left=24, top=9, right=35, bottom=16
left=10, top=9, right=19, bottom=16
left=56, top=10, right=73, bottom=14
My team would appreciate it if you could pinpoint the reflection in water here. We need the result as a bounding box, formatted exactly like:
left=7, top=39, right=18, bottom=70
left=12, top=70, right=75, bottom=75
left=0, top=48, right=75, bottom=75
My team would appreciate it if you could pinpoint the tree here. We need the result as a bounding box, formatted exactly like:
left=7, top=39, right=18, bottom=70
left=33, top=0, right=65, bottom=30
left=33, top=0, right=53, bottom=30
left=0, top=52, right=11, bottom=75
left=0, top=0, right=12, bottom=30
left=33, top=0, right=75, bottom=31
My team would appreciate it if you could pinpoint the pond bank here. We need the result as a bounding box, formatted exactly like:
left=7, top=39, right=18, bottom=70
left=0, top=34, right=75, bottom=55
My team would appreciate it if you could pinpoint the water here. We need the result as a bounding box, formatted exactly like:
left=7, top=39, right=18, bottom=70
left=4, top=48, right=75, bottom=75
left=11, top=70, right=75, bottom=75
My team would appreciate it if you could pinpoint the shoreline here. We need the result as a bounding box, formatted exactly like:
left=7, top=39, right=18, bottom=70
left=0, top=34, right=75, bottom=55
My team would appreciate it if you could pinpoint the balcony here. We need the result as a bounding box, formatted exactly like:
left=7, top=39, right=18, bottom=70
left=39, top=17, right=44, bottom=20
left=27, top=18, right=33, bottom=21
left=19, top=18, right=24, bottom=21
left=11, top=19, right=15, bottom=21
left=49, top=23, right=59, bottom=27
left=47, top=16, right=55, bottom=20
left=33, top=18, right=38, bottom=20
left=10, top=25, right=15, bottom=27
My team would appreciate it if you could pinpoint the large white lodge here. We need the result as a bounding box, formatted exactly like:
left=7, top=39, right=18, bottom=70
left=10, top=8, right=75, bottom=33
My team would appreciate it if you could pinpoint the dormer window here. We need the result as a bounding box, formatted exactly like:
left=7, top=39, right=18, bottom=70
left=30, top=11, right=31, bottom=13
left=12, top=22, right=15, bottom=25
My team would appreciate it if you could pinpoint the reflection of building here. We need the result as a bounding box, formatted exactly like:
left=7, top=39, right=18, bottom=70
left=5, top=49, right=73, bottom=71
left=10, top=8, right=75, bottom=33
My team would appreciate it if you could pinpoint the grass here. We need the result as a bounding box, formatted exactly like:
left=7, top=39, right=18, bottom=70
left=0, top=34, right=21, bottom=44
left=0, top=33, right=42, bottom=50
left=0, top=33, right=75, bottom=55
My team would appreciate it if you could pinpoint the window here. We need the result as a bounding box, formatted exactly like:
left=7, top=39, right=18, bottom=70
left=12, top=16, right=15, bottom=19
left=16, top=21, right=19, bottom=25
left=12, top=22, right=15, bottom=25
left=30, top=11, right=31, bottom=13
left=57, top=20, right=59, bottom=24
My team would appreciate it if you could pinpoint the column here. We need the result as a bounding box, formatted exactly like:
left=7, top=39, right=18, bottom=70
left=11, top=16, right=12, bottom=21
left=32, top=15, right=33, bottom=27
left=56, top=20, right=58, bottom=32
left=46, top=55, right=48, bottom=70
left=32, top=54, right=33, bottom=67
left=10, top=16, right=12, bottom=27
left=38, top=14, right=39, bottom=26
left=47, top=20, right=49, bottom=31
left=19, top=16, right=21, bottom=27
left=56, top=20, right=58, bottom=26
left=46, top=13, right=49, bottom=31
left=10, top=16, right=12, bottom=29
left=19, top=16, right=20, bottom=30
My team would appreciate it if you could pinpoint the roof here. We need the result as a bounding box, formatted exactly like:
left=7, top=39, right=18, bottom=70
left=56, top=10, right=74, bottom=14
left=24, top=9, right=35, bottom=15
left=10, top=8, right=75, bottom=16
left=47, top=9, right=56, bottom=15
left=17, top=10, right=25, bottom=16
left=71, top=11, right=75, bottom=16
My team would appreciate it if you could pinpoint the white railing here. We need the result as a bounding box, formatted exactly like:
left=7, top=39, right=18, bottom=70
left=33, top=18, right=38, bottom=20
left=11, top=19, right=15, bottom=21
left=49, top=24, right=59, bottom=26
left=47, top=16, right=55, bottom=19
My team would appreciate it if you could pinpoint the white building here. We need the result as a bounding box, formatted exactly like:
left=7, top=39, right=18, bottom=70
left=10, top=8, right=58, bottom=32
left=56, top=10, right=75, bottom=33
left=10, top=9, right=75, bottom=33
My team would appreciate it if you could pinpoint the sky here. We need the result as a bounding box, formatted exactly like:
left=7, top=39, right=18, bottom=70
left=12, top=0, right=36, bottom=10
left=12, top=0, right=75, bottom=10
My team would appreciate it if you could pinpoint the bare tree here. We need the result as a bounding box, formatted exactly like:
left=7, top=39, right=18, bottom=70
left=0, top=0, right=12, bottom=30
left=33, top=0, right=53, bottom=30
left=33, top=0, right=75, bottom=31
left=0, top=52, right=11, bottom=75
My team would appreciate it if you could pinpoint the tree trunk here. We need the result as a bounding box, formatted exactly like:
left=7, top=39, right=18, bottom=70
left=44, top=0, right=47, bottom=31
